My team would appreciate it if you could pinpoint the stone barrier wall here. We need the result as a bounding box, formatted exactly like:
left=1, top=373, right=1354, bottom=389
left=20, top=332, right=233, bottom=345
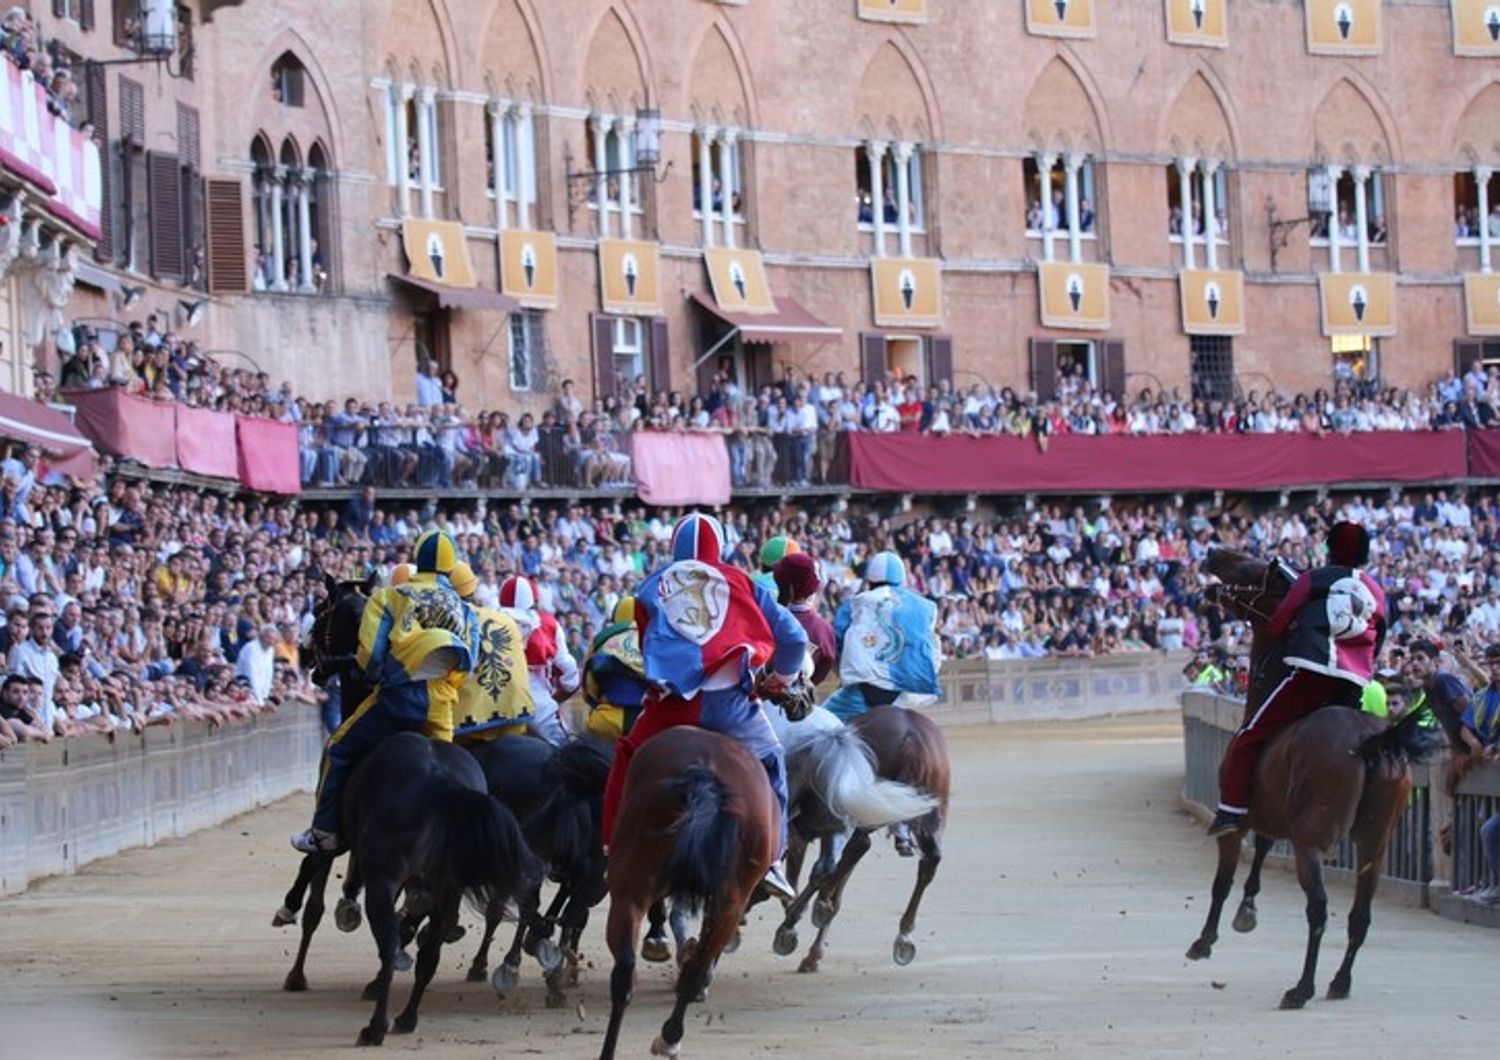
left=924, top=651, right=1192, bottom=727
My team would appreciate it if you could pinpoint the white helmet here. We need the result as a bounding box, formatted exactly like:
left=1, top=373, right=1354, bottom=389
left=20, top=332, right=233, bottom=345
left=1325, top=575, right=1377, bottom=641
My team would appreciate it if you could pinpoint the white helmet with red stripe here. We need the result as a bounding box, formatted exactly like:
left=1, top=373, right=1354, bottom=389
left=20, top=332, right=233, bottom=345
left=499, top=574, right=540, bottom=612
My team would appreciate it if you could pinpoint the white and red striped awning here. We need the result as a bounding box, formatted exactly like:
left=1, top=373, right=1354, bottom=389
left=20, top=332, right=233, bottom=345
left=0, top=389, right=95, bottom=479
left=0, top=62, right=102, bottom=242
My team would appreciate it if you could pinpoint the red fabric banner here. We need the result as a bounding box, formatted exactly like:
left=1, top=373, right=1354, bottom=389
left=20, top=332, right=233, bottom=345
left=1469, top=430, right=1500, bottom=479
left=235, top=416, right=301, bottom=495
left=633, top=431, right=731, bottom=506
left=846, top=430, right=1470, bottom=494
left=174, top=405, right=239, bottom=479
left=65, top=388, right=177, bottom=470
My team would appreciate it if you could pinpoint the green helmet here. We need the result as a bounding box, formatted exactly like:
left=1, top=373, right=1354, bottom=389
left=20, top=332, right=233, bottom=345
left=759, top=535, right=800, bottom=571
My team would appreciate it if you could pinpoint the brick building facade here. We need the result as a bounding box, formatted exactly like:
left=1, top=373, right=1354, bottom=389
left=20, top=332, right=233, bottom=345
left=42, top=0, right=1500, bottom=409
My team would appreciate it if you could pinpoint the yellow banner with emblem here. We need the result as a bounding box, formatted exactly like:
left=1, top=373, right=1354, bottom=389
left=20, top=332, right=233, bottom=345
left=1453, top=0, right=1500, bottom=56
left=1306, top=0, right=1381, bottom=55
left=871, top=258, right=943, bottom=328
left=599, top=239, right=662, bottom=316
left=857, top=0, right=927, bottom=24
left=1165, top=0, right=1227, bottom=46
left=500, top=230, right=559, bottom=308
left=1465, top=273, right=1500, bottom=336
left=1179, top=268, right=1244, bottom=335
left=1319, top=272, right=1397, bottom=337
left=1026, top=0, right=1096, bottom=38
left=705, top=247, right=776, bottom=314
left=1038, top=261, right=1110, bottom=331
left=401, top=219, right=477, bottom=288
left=454, top=606, right=534, bottom=736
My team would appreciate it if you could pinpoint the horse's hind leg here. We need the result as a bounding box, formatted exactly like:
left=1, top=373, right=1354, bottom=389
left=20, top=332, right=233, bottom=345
left=776, top=829, right=870, bottom=959
left=357, top=875, right=401, bottom=1046
left=1187, top=833, right=1240, bottom=960
left=785, top=831, right=809, bottom=891
left=643, top=900, right=672, bottom=963
left=797, top=833, right=867, bottom=974
left=393, top=895, right=455, bottom=1035
left=893, top=823, right=942, bottom=966
left=1281, top=844, right=1328, bottom=1010
left=465, top=894, right=505, bottom=983
left=273, top=854, right=316, bottom=927
left=283, top=854, right=333, bottom=991
left=1328, top=836, right=1384, bottom=1000
left=493, top=884, right=537, bottom=997
left=654, top=899, right=738, bottom=1058
left=1233, top=833, right=1275, bottom=934
left=599, top=895, right=644, bottom=1060
left=336, top=858, right=363, bottom=933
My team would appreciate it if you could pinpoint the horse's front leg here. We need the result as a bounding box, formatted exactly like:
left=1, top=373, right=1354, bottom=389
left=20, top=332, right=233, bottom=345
left=283, top=854, right=333, bottom=990
left=1187, top=832, right=1241, bottom=961
left=1281, top=845, right=1328, bottom=1010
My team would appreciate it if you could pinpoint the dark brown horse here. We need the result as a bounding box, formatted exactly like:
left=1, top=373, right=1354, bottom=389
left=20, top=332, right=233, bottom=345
left=599, top=727, right=777, bottom=1060
left=773, top=705, right=950, bottom=972
left=1188, top=548, right=1428, bottom=1009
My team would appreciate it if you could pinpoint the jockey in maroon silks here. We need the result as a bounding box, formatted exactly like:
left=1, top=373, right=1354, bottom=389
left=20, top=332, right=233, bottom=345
left=1209, top=521, right=1387, bottom=837
left=772, top=552, right=838, bottom=685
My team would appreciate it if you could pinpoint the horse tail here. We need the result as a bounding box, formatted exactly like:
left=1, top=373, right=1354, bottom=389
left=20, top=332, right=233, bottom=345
left=804, top=726, right=938, bottom=829
left=430, top=785, right=543, bottom=910
left=1357, top=709, right=1441, bottom=771
left=527, top=741, right=613, bottom=880
left=663, top=766, right=740, bottom=916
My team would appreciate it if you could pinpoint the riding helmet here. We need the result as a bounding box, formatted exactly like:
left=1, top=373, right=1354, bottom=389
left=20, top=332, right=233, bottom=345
left=612, top=596, right=636, bottom=625
left=866, top=551, right=907, bottom=588
left=759, top=535, right=800, bottom=571
left=389, top=562, right=413, bottom=587
left=413, top=530, right=459, bottom=574
left=448, top=561, right=478, bottom=599
left=499, top=574, right=540, bottom=612
left=671, top=512, right=725, bottom=564
left=1327, top=521, right=1371, bottom=567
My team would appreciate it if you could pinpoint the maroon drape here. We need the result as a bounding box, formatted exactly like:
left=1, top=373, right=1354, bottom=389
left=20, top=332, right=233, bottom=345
left=174, top=405, right=238, bottom=479
left=1468, top=430, right=1500, bottom=479
left=847, top=431, right=1470, bottom=494
left=235, top=416, right=300, bottom=495
left=66, top=388, right=177, bottom=469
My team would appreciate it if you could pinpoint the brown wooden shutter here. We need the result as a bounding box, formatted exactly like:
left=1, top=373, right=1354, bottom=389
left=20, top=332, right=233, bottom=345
left=113, top=0, right=133, bottom=46
left=176, top=103, right=200, bottom=171
left=314, top=169, right=336, bottom=292
left=926, top=333, right=954, bottom=389
left=1030, top=337, right=1058, bottom=401
left=1102, top=338, right=1127, bottom=400
left=648, top=317, right=671, bottom=395
left=147, top=151, right=184, bottom=280
left=860, top=332, right=886, bottom=385
left=80, top=0, right=95, bottom=30
left=1455, top=338, right=1484, bottom=377
left=204, top=177, right=247, bottom=293
left=591, top=313, right=616, bottom=400
left=119, top=76, right=145, bottom=146
left=531, top=111, right=552, bottom=231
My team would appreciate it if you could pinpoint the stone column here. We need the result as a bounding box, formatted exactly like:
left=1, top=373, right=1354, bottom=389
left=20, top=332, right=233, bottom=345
left=867, top=140, right=888, bottom=258
left=1177, top=157, right=1197, bottom=270
left=617, top=116, right=635, bottom=241
left=719, top=129, right=737, bottom=248
left=417, top=87, right=436, bottom=219
left=489, top=102, right=507, bottom=231
left=1040, top=152, right=1058, bottom=263
left=1201, top=160, right=1220, bottom=271
left=1064, top=152, right=1084, bottom=264
left=295, top=168, right=316, bottom=292
left=1327, top=165, right=1344, bottom=273
left=894, top=141, right=914, bottom=258
left=516, top=103, right=534, bottom=230
left=698, top=127, right=716, bottom=247
left=592, top=114, right=611, bottom=238
left=395, top=85, right=413, bottom=217
left=1479, top=167, right=1494, bottom=274
left=1353, top=165, right=1371, bottom=274
left=269, top=167, right=288, bottom=291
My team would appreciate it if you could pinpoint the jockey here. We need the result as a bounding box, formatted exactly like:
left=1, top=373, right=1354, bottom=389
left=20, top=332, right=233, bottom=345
left=601, top=511, right=807, bottom=899
left=291, top=530, right=473, bottom=854
left=773, top=552, right=838, bottom=685
left=753, top=535, right=799, bottom=591
left=824, top=552, right=941, bottom=721
left=499, top=574, right=580, bottom=746
left=447, top=562, right=535, bottom=742
left=1209, top=521, right=1387, bottom=838
left=583, top=596, right=649, bottom=741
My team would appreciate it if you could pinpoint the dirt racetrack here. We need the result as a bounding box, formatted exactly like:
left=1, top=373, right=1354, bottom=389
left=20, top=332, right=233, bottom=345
left=1, top=713, right=1494, bottom=1059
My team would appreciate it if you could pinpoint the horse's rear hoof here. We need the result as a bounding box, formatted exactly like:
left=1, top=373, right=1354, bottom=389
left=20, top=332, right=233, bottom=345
left=773, top=926, right=798, bottom=957
left=545, top=986, right=567, bottom=1009
left=677, top=938, right=699, bottom=968
left=466, top=963, right=487, bottom=983
left=393, top=949, right=413, bottom=973
left=356, top=1025, right=385, bottom=1047
left=283, top=970, right=308, bottom=993
left=535, top=938, right=562, bottom=973
left=1327, top=978, right=1351, bottom=1000
left=1185, top=939, right=1213, bottom=961
left=492, top=962, right=520, bottom=997
left=650, top=1034, right=680, bottom=1057
left=724, top=929, right=741, bottom=954
left=445, top=924, right=466, bottom=944
left=642, top=936, right=672, bottom=963
left=811, top=899, right=835, bottom=930
left=797, top=955, right=820, bottom=975
left=335, top=898, right=361, bottom=933
left=892, top=935, right=916, bottom=966
left=1231, top=907, right=1257, bottom=934
left=272, top=905, right=297, bottom=928
left=392, top=1013, right=417, bottom=1035
left=1279, top=989, right=1310, bottom=1010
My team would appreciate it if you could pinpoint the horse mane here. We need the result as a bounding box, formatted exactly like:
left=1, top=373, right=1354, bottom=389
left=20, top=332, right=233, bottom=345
left=546, top=738, right=614, bottom=796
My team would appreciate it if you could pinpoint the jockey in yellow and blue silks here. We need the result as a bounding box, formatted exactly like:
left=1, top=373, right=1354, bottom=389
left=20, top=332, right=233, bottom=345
left=447, top=561, right=536, bottom=744
left=291, top=530, right=473, bottom=854
left=583, top=596, right=648, bottom=741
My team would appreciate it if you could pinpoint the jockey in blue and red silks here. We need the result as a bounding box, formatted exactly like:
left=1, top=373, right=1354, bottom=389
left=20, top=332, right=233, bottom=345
left=600, top=511, right=807, bottom=899
left=1209, top=520, right=1387, bottom=837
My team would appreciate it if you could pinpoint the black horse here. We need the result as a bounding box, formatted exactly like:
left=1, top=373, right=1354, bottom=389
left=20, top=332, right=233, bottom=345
left=278, top=578, right=541, bottom=1045
left=462, top=734, right=613, bottom=1006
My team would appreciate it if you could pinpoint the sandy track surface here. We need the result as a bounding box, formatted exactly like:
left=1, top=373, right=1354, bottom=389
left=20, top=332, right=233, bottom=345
left=1, top=713, right=1493, bottom=1059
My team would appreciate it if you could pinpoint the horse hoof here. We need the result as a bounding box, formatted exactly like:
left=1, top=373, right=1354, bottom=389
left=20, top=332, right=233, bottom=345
left=1279, top=989, right=1310, bottom=1011
left=545, top=987, right=567, bottom=1010
left=772, top=926, right=799, bottom=957
left=446, top=925, right=466, bottom=944
left=282, top=970, right=308, bottom=993
left=892, top=936, right=916, bottom=967
left=361, top=981, right=380, bottom=1002
left=535, top=938, right=563, bottom=973
left=356, top=1025, right=385, bottom=1047
left=811, top=899, right=835, bottom=930
left=1327, top=978, right=1351, bottom=1001
left=335, top=898, right=362, bottom=933
left=392, top=1014, right=417, bottom=1035
left=797, top=956, right=820, bottom=975
left=466, top=964, right=487, bottom=983
left=1185, top=939, right=1213, bottom=961
left=724, top=930, right=741, bottom=955
left=272, top=905, right=297, bottom=928
left=642, top=936, right=672, bottom=964
left=678, top=939, right=699, bottom=967
left=1231, top=907, right=1257, bottom=934
left=649, top=1035, right=680, bottom=1058
left=492, top=963, right=520, bottom=997
left=393, top=949, right=413, bottom=973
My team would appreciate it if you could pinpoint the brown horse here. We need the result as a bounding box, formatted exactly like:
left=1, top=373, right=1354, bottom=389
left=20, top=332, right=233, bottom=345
left=773, top=705, right=950, bottom=972
left=1188, top=548, right=1428, bottom=1009
left=599, top=727, right=777, bottom=1060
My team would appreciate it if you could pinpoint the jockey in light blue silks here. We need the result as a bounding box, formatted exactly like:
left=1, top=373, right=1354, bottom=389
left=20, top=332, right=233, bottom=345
left=824, top=551, right=942, bottom=722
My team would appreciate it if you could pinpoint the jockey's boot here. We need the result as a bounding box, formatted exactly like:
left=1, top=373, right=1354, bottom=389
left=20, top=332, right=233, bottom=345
left=760, top=860, right=795, bottom=902
left=290, top=827, right=339, bottom=854
left=1206, top=809, right=1247, bottom=839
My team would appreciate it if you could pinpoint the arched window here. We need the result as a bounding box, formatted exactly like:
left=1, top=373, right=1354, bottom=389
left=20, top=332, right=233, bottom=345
left=271, top=53, right=307, bottom=109
left=245, top=134, right=330, bottom=294
left=249, top=135, right=278, bottom=291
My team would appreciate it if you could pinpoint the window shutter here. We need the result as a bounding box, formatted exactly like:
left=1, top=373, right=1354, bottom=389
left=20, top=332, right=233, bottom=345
left=860, top=332, right=886, bottom=385
left=1029, top=338, right=1058, bottom=402
left=147, top=151, right=184, bottom=280
left=314, top=170, right=336, bottom=292
left=204, top=177, right=247, bottom=293
left=648, top=317, right=671, bottom=395
left=176, top=103, right=200, bottom=171
left=119, top=76, right=145, bottom=146
left=83, top=63, right=114, bottom=261
left=531, top=111, right=552, bottom=230
left=926, top=333, right=954, bottom=389
left=80, top=0, right=95, bottom=30
left=695, top=339, right=720, bottom=397
left=1102, top=338, right=1127, bottom=399
left=592, top=313, right=616, bottom=400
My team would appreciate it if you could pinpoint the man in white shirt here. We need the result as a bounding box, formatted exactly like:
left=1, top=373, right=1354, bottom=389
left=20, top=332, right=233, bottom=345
left=9, top=610, right=62, bottom=734
left=415, top=359, right=443, bottom=407
left=234, top=624, right=279, bottom=704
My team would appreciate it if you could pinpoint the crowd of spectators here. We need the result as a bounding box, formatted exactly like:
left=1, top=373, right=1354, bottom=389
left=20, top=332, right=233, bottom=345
left=1, top=6, right=77, bottom=123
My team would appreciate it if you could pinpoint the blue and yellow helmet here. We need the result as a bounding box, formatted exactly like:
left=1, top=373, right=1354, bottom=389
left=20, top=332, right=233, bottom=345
left=414, top=530, right=459, bottom=575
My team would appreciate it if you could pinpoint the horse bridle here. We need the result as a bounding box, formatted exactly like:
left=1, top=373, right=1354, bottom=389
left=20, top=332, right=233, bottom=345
left=1211, top=559, right=1293, bottom=625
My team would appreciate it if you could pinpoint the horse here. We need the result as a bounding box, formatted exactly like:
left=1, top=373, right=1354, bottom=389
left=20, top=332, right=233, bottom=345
left=599, top=727, right=778, bottom=1060
left=1187, top=547, right=1432, bottom=1009
left=772, top=704, right=950, bottom=971
left=461, top=734, right=613, bottom=1007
